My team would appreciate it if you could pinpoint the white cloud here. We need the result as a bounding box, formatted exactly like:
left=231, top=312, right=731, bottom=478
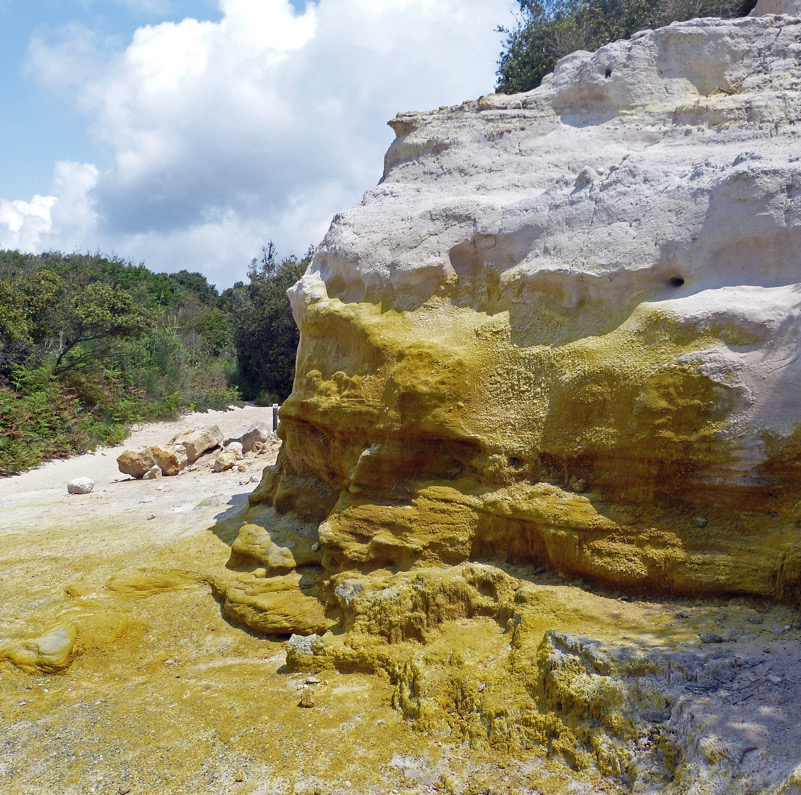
left=0, top=162, right=98, bottom=253
left=15, top=0, right=515, bottom=286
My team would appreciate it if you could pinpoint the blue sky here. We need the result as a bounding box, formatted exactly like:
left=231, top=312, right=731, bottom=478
left=0, top=0, right=515, bottom=287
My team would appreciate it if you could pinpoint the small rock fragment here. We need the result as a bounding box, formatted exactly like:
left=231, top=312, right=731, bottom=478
left=767, top=674, right=782, bottom=685
left=693, top=516, right=708, bottom=527
left=234, top=771, right=245, bottom=783
left=299, top=688, right=316, bottom=708
left=747, top=614, right=763, bottom=624
left=569, top=476, right=588, bottom=493
left=142, top=465, right=162, bottom=480
left=700, top=632, right=724, bottom=644
left=67, top=477, right=95, bottom=495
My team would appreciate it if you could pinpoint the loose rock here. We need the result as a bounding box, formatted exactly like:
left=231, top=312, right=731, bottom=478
left=67, top=477, right=95, bottom=495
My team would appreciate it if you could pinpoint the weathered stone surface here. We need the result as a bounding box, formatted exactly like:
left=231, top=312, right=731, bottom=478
left=142, top=465, right=162, bottom=479
left=116, top=448, right=158, bottom=479
left=230, top=11, right=801, bottom=602
left=213, top=445, right=243, bottom=473
left=210, top=571, right=335, bottom=636
left=215, top=14, right=801, bottom=792
left=0, top=623, right=78, bottom=674
left=67, top=477, right=94, bottom=495
left=149, top=444, right=188, bottom=477
left=169, top=424, right=223, bottom=462
left=751, top=0, right=801, bottom=16
left=225, top=421, right=273, bottom=453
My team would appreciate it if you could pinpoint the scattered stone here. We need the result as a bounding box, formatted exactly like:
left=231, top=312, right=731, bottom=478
left=149, top=444, right=188, bottom=476
left=747, top=614, right=764, bottom=624
left=119, top=787, right=132, bottom=795
left=225, top=421, right=274, bottom=454
left=675, top=610, right=690, bottom=619
left=700, top=633, right=725, bottom=644
left=142, top=465, right=162, bottom=480
left=237, top=464, right=247, bottom=472
left=117, top=448, right=158, bottom=478
left=234, top=771, right=245, bottom=783
left=305, top=676, right=320, bottom=685
left=299, top=687, right=316, bottom=708
left=693, top=517, right=708, bottom=528
left=67, top=477, right=95, bottom=495
left=213, top=450, right=240, bottom=472
left=767, top=674, right=782, bottom=685
left=169, top=424, right=224, bottom=462
left=117, top=444, right=187, bottom=477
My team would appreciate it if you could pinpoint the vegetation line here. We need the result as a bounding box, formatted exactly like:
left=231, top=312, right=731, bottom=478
left=0, top=247, right=309, bottom=475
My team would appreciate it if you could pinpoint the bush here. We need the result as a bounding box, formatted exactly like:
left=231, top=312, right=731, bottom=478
left=0, top=250, right=241, bottom=473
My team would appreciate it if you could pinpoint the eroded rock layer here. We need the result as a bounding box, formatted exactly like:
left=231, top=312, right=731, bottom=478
left=227, top=8, right=801, bottom=601
left=213, top=6, right=801, bottom=792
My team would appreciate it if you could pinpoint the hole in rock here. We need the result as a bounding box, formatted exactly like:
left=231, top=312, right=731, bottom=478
left=668, top=276, right=685, bottom=287
left=508, top=457, right=523, bottom=469
left=604, top=68, right=613, bottom=78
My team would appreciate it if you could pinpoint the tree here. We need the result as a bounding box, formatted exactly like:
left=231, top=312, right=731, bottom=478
left=233, top=244, right=311, bottom=402
left=496, top=0, right=759, bottom=94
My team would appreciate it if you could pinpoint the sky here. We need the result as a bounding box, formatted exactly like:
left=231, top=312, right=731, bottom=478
left=0, top=0, right=516, bottom=288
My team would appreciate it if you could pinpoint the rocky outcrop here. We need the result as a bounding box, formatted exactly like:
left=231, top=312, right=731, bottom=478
left=212, top=8, right=801, bottom=792
left=229, top=7, right=801, bottom=601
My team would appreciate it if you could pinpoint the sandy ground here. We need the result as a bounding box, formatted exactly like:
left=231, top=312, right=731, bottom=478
left=0, top=407, right=621, bottom=795
left=3, top=407, right=799, bottom=794
left=0, top=404, right=279, bottom=500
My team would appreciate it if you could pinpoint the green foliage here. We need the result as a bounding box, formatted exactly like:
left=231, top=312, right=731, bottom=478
left=230, top=243, right=310, bottom=403
left=0, top=250, right=240, bottom=474
left=496, top=0, right=758, bottom=94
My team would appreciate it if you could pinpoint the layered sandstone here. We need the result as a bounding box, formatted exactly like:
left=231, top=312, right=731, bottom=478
left=231, top=7, right=801, bottom=599
left=211, top=7, right=801, bottom=791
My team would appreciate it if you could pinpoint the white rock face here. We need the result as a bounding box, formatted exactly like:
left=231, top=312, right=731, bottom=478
left=751, top=0, right=801, bottom=16
left=293, top=11, right=801, bottom=456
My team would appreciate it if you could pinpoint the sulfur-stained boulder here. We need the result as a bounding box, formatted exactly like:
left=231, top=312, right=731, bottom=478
left=0, top=623, right=78, bottom=674
left=169, top=424, right=224, bottom=462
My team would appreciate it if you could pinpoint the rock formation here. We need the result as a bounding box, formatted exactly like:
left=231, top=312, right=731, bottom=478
left=213, top=4, right=801, bottom=792
left=233, top=3, right=801, bottom=598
